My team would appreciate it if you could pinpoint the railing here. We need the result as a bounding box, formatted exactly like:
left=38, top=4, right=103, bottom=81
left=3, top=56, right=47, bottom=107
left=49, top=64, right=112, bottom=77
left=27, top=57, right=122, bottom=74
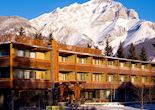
left=0, top=35, right=49, bottom=47
left=13, top=79, right=51, bottom=89
left=0, top=78, right=11, bottom=88
left=58, top=43, right=102, bottom=55
left=119, top=67, right=131, bottom=74
left=13, top=57, right=51, bottom=70
left=59, top=62, right=76, bottom=71
left=76, top=64, right=92, bottom=72
left=108, top=66, right=119, bottom=73
left=92, top=65, right=107, bottom=73
left=82, top=82, right=120, bottom=89
left=0, top=56, right=10, bottom=67
left=130, top=68, right=142, bottom=75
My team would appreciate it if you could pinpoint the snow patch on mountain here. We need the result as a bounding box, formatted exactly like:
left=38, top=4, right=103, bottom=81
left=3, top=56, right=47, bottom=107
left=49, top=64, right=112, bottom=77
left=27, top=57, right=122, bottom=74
left=29, top=0, right=155, bottom=61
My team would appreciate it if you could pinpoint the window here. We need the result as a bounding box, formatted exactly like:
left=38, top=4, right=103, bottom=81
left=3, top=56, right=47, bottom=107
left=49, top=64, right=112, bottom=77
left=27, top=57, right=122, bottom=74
left=132, top=64, right=135, bottom=69
left=108, top=61, right=113, bottom=66
left=120, top=63, right=124, bottom=68
left=81, top=58, right=85, bottom=64
left=0, top=50, right=9, bottom=56
left=142, top=77, right=146, bottom=83
left=30, top=52, right=36, bottom=58
left=62, top=57, right=67, bottom=62
left=18, top=50, right=24, bottom=57
left=30, top=71, right=36, bottom=79
left=78, top=73, right=87, bottom=81
left=25, top=50, right=30, bottom=57
left=59, top=73, right=67, bottom=81
left=131, top=76, right=135, bottom=83
left=120, top=76, right=125, bottom=83
left=141, top=65, right=145, bottom=69
left=24, top=70, right=30, bottom=79
left=94, top=59, right=100, bottom=65
left=108, top=75, right=113, bottom=82
left=93, top=74, right=101, bottom=82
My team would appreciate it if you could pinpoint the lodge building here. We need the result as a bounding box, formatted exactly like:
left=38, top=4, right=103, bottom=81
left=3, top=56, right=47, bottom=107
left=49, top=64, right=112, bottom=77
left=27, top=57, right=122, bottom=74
left=0, top=34, right=155, bottom=109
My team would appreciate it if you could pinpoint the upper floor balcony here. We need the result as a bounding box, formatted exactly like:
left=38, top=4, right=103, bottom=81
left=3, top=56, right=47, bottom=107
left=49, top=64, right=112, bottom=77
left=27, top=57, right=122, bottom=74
left=0, top=34, right=49, bottom=48
left=58, top=43, right=102, bottom=55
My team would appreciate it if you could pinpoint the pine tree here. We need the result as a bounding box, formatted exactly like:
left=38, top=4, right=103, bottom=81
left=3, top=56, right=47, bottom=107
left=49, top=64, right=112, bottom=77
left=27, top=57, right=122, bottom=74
left=105, top=39, right=113, bottom=56
left=128, top=43, right=139, bottom=60
left=116, top=42, right=125, bottom=58
left=49, top=32, right=54, bottom=41
left=19, top=27, right=25, bottom=36
left=139, top=46, right=148, bottom=61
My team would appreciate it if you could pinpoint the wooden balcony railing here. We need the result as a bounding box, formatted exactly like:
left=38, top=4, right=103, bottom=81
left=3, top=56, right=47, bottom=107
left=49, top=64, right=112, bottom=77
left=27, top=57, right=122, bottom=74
left=76, top=64, right=92, bottom=72
left=92, top=65, right=107, bottom=73
left=13, top=57, right=51, bottom=70
left=131, top=68, right=142, bottom=75
left=82, top=82, right=120, bottom=89
left=0, top=35, right=49, bottom=48
left=108, top=66, right=119, bottom=73
left=0, top=78, right=11, bottom=88
left=59, top=62, right=76, bottom=71
left=13, top=79, right=52, bottom=89
left=119, top=67, right=131, bottom=75
left=58, top=43, right=102, bottom=55
left=0, top=56, right=10, bottom=67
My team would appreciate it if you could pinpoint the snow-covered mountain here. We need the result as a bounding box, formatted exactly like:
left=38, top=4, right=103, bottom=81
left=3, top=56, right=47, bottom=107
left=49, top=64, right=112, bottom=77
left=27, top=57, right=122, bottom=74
left=0, top=0, right=154, bottom=61
left=30, top=0, right=155, bottom=61
left=0, top=16, right=37, bottom=35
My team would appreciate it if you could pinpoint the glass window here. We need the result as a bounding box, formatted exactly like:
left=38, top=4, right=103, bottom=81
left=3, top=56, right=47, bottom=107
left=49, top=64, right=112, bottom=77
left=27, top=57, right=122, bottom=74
left=131, top=76, right=135, bottom=83
left=120, top=63, right=124, bottom=68
left=0, top=50, right=9, bottom=56
left=81, top=58, right=85, bottom=64
left=25, top=50, right=30, bottom=57
left=18, top=50, right=24, bottom=57
left=93, top=74, right=101, bottom=82
left=30, top=71, right=36, bottom=79
left=62, top=57, right=67, bottom=62
left=24, top=70, right=30, bottom=79
left=132, top=64, right=135, bottom=69
left=30, top=52, right=36, bottom=58
left=59, top=73, right=67, bottom=81
left=141, top=65, right=145, bottom=69
left=108, top=75, right=113, bottom=82
left=108, top=61, right=113, bottom=66
left=120, top=76, right=124, bottom=82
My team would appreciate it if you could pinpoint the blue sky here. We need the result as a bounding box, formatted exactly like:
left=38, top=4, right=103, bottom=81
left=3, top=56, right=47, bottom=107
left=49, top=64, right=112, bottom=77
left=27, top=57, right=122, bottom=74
left=0, top=0, right=155, bottom=22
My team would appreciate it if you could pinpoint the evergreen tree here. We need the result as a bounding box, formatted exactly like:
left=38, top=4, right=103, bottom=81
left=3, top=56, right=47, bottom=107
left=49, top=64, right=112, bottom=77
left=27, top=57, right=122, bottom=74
left=19, top=27, right=25, bottom=36
left=128, top=43, right=139, bottom=60
left=49, top=32, right=54, bottom=41
left=105, top=39, right=113, bottom=56
left=116, top=42, right=125, bottom=58
left=139, top=46, right=148, bottom=61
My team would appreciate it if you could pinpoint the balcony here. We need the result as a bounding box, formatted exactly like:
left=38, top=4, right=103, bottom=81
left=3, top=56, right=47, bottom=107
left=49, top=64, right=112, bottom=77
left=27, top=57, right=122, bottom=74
left=131, top=68, right=142, bottom=75
left=59, top=62, right=76, bottom=71
left=0, top=35, right=49, bottom=48
left=82, top=82, right=120, bottom=89
left=13, top=79, right=51, bottom=89
left=13, top=57, right=51, bottom=70
left=58, top=44, right=101, bottom=55
left=108, top=66, right=119, bottom=73
left=0, top=78, right=11, bottom=88
left=119, top=67, right=131, bottom=75
left=0, top=56, right=10, bottom=67
left=76, top=64, right=92, bottom=72
left=141, top=69, right=152, bottom=76
left=92, top=65, right=107, bottom=73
